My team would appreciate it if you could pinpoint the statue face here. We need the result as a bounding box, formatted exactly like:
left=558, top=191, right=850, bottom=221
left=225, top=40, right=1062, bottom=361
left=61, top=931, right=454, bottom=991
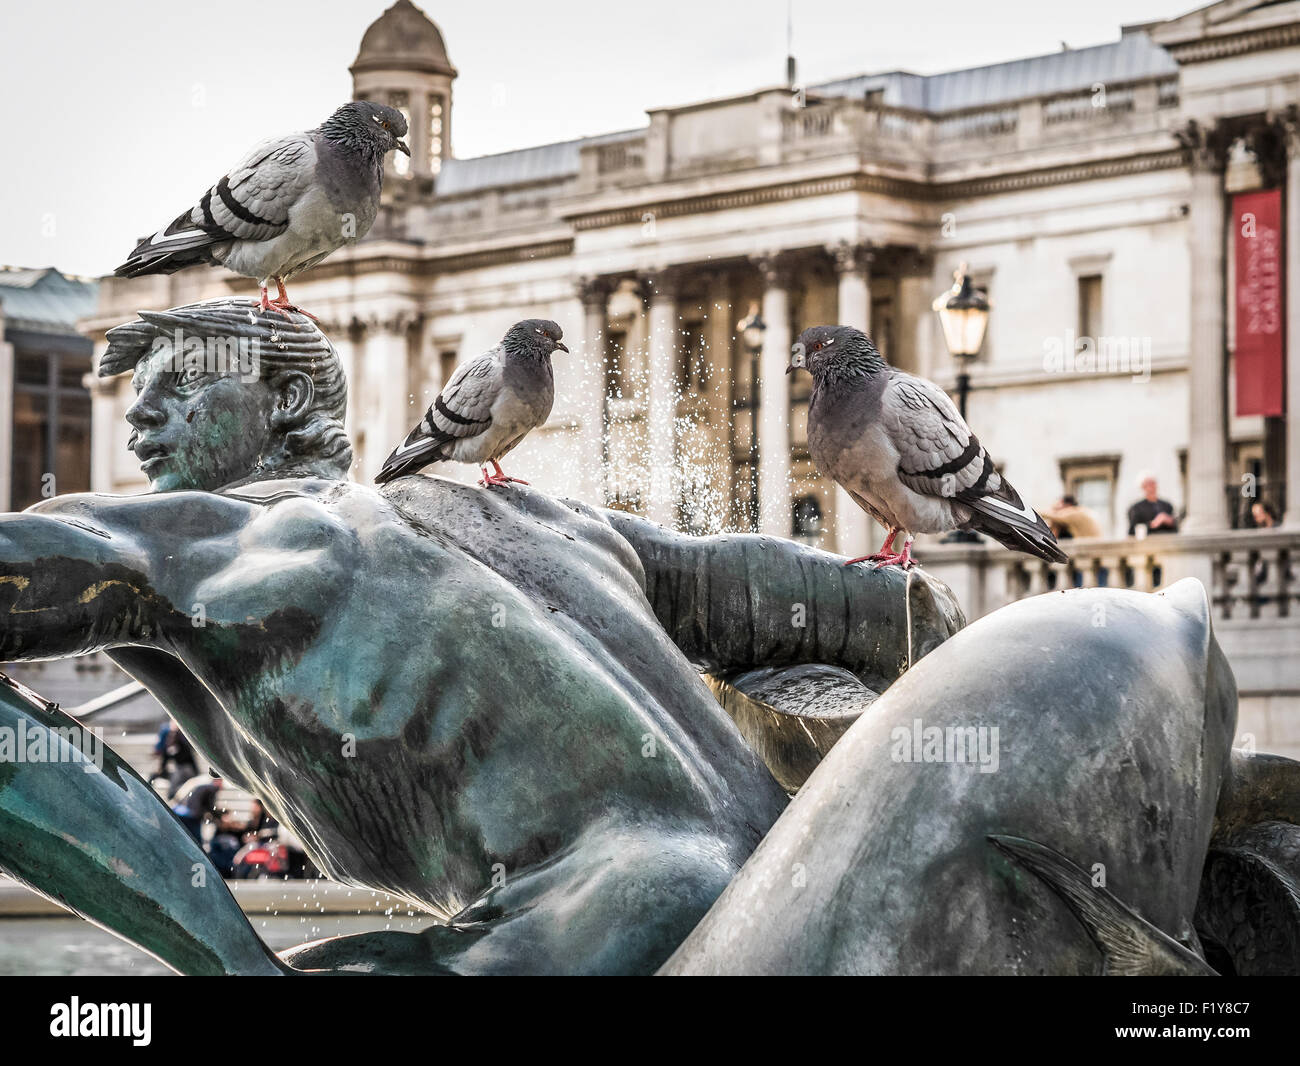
left=126, top=349, right=278, bottom=493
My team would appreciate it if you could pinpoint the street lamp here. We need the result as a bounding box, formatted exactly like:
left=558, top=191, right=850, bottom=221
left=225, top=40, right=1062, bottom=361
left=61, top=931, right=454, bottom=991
left=738, top=305, right=766, bottom=354
left=932, top=263, right=990, bottom=420
left=933, top=265, right=991, bottom=543
left=737, top=304, right=766, bottom=531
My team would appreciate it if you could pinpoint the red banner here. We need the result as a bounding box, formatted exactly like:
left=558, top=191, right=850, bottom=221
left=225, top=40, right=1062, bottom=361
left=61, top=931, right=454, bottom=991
left=1233, top=189, right=1285, bottom=417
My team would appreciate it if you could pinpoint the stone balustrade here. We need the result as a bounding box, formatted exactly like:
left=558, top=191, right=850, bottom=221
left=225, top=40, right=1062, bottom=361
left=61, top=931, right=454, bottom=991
left=920, top=528, right=1300, bottom=758
left=920, top=527, right=1298, bottom=623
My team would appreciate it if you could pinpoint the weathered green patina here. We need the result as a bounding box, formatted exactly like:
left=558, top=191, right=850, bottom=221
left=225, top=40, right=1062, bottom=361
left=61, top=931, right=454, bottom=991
left=4, top=298, right=1299, bottom=976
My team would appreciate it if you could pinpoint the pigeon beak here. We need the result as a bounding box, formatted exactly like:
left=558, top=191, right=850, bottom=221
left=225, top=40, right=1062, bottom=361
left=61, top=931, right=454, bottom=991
left=555, top=342, right=569, bottom=353
left=396, top=140, right=411, bottom=156
left=786, top=354, right=806, bottom=375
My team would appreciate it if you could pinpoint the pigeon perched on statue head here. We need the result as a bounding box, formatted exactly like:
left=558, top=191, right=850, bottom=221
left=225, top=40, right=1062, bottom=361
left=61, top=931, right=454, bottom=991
left=789, top=324, right=1067, bottom=569
left=114, top=101, right=410, bottom=318
left=375, top=319, right=568, bottom=487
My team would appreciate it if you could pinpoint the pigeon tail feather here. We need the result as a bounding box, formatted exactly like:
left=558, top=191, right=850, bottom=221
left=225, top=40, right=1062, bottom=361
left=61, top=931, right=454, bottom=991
left=961, top=487, right=1069, bottom=565
left=374, top=434, right=451, bottom=485
left=114, top=209, right=224, bottom=278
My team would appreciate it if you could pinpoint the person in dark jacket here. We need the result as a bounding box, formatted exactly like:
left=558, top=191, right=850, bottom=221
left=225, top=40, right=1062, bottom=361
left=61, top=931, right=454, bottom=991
left=1127, top=476, right=1178, bottom=536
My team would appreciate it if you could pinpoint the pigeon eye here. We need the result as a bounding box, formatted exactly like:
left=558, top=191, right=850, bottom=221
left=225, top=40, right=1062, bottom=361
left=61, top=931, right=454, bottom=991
left=382, top=121, right=390, bottom=130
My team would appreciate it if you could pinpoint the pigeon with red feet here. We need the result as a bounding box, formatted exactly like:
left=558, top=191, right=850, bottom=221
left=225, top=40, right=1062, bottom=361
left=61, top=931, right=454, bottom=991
left=114, top=102, right=409, bottom=318
left=375, top=320, right=567, bottom=488
left=789, top=324, right=1068, bottom=571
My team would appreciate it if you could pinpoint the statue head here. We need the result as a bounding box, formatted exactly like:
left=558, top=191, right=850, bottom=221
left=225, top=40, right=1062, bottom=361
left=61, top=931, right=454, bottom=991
left=100, top=299, right=352, bottom=492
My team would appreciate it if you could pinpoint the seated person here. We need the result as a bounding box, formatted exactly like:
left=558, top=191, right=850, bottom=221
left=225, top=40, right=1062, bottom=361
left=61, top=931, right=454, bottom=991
left=1042, top=495, right=1102, bottom=540
left=1127, top=476, right=1178, bottom=536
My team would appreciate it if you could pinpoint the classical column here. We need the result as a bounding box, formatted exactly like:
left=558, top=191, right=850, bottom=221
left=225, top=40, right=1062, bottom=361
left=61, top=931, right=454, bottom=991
left=831, top=241, right=874, bottom=556
left=85, top=358, right=118, bottom=496
left=642, top=271, right=680, bottom=526
left=325, top=317, right=365, bottom=479
left=755, top=255, right=793, bottom=536
left=360, top=312, right=414, bottom=482
left=578, top=277, right=613, bottom=506
left=705, top=272, right=735, bottom=514
left=1177, top=119, right=1231, bottom=531
left=1283, top=111, right=1300, bottom=527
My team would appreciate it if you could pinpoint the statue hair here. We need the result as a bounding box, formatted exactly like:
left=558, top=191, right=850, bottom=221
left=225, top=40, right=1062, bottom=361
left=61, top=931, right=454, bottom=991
left=100, top=298, right=353, bottom=476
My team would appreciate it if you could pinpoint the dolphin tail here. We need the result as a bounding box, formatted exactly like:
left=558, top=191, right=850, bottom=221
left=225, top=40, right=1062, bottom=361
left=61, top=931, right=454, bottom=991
left=988, top=833, right=1216, bottom=976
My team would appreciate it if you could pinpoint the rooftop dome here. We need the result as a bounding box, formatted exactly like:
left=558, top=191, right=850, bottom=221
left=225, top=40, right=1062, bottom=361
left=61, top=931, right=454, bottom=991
left=352, top=0, right=456, bottom=78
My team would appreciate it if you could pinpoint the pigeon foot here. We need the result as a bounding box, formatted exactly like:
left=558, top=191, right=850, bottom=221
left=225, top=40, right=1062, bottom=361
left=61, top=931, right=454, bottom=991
left=869, top=550, right=918, bottom=570
left=255, top=279, right=319, bottom=321
left=479, top=462, right=529, bottom=488
left=266, top=297, right=319, bottom=322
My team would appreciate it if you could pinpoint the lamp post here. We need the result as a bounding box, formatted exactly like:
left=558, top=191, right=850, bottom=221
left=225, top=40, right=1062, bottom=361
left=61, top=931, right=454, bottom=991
left=737, top=304, right=766, bottom=531
left=933, top=265, right=991, bottom=543
left=932, top=263, right=990, bottom=420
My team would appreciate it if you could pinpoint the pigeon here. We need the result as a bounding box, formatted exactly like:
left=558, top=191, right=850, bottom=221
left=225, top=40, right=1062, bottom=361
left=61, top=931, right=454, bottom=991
left=114, top=101, right=410, bottom=316
left=789, top=325, right=1068, bottom=569
left=375, top=319, right=568, bottom=487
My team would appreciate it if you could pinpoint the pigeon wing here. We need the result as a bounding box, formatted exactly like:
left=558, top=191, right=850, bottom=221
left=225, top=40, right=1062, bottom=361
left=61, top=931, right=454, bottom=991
left=885, top=373, right=990, bottom=500
left=374, top=354, right=500, bottom=484
left=115, top=133, right=315, bottom=277
left=884, top=371, right=1067, bottom=563
left=201, top=132, right=315, bottom=242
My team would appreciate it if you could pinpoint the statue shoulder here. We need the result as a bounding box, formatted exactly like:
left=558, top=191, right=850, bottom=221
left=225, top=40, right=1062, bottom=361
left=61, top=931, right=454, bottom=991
left=26, top=489, right=262, bottom=534
left=218, top=478, right=394, bottom=552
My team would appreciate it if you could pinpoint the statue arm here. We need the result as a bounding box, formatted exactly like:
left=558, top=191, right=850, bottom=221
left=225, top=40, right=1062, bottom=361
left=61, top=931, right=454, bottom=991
left=0, top=492, right=249, bottom=661
left=0, top=505, right=160, bottom=660
left=601, top=511, right=965, bottom=691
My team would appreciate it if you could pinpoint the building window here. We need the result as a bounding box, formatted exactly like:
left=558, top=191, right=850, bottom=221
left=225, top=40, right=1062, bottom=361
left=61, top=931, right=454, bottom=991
left=604, top=329, right=627, bottom=399
left=388, top=91, right=411, bottom=176
left=1077, top=273, right=1103, bottom=340
left=730, top=330, right=759, bottom=532
left=792, top=493, right=824, bottom=544
left=13, top=349, right=92, bottom=509
left=429, top=94, right=444, bottom=176
left=676, top=322, right=707, bottom=394
left=438, top=349, right=458, bottom=390
left=1058, top=454, right=1120, bottom=537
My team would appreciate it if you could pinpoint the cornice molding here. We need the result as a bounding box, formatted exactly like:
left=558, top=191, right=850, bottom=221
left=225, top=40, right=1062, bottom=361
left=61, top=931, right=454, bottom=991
left=1162, top=20, right=1300, bottom=64
left=296, top=238, right=576, bottom=282
left=568, top=150, right=1187, bottom=230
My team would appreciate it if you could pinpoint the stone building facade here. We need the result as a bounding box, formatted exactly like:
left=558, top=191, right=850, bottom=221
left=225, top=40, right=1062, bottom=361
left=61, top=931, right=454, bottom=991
left=78, top=0, right=1300, bottom=753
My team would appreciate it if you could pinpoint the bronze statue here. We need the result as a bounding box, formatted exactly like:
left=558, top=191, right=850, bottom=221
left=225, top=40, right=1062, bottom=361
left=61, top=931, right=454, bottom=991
left=2, top=299, right=1297, bottom=976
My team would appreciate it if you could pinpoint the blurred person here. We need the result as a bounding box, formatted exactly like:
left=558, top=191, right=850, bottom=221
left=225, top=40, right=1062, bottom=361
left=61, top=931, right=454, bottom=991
left=153, top=718, right=198, bottom=798
left=1251, top=500, right=1279, bottom=528
left=210, top=798, right=275, bottom=878
left=1127, top=476, right=1178, bottom=536
left=1249, top=500, right=1281, bottom=588
left=1042, top=495, right=1102, bottom=540
left=171, top=773, right=223, bottom=844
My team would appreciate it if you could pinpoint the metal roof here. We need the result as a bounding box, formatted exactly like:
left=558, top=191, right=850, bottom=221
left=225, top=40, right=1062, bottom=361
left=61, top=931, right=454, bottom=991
left=815, top=32, right=1178, bottom=111
left=0, top=267, right=99, bottom=336
left=436, top=128, right=644, bottom=197
left=434, top=31, right=1178, bottom=197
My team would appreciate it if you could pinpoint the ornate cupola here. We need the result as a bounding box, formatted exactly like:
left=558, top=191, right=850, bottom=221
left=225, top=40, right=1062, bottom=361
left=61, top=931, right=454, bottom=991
left=351, top=0, right=456, bottom=186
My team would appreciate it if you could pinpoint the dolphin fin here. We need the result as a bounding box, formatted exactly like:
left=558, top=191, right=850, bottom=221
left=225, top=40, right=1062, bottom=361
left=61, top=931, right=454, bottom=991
left=989, top=834, right=1216, bottom=976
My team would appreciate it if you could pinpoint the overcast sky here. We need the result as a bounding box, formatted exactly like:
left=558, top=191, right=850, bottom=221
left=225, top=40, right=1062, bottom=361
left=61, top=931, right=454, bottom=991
left=1, top=0, right=1192, bottom=276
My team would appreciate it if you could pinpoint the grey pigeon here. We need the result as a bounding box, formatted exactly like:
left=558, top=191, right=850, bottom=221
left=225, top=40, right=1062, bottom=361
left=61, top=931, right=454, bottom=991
left=375, top=319, right=568, bottom=486
left=115, top=102, right=410, bottom=316
left=789, top=324, right=1067, bottom=569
